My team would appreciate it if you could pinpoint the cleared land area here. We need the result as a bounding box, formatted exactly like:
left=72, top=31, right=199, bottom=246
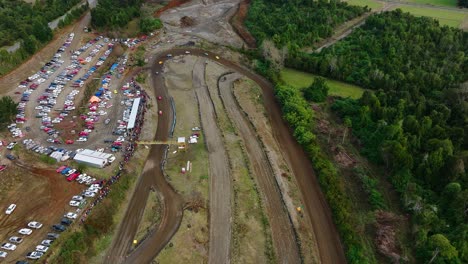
left=406, top=0, right=457, bottom=7
left=392, top=5, right=468, bottom=27
left=280, top=68, right=365, bottom=99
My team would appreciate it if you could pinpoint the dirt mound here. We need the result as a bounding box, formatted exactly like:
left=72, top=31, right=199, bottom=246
left=180, top=16, right=196, bottom=27
left=230, top=0, right=257, bottom=48
left=375, top=210, right=405, bottom=263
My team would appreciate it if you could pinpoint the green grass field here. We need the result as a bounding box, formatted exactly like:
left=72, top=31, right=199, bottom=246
left=406, top=0, right=457, bottom=7
left=346, top=0, right=383, bottom=10
left=395, top=5, right=467, bottom=28
left=280, top=68, right=365, bottom=99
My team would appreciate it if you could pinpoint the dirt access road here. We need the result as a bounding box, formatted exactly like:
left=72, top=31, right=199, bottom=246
left=219, top=72, right=301, bottom=263
left=106, top=48, right=345, bottom=263
left=104, top=54, right=184, bottom=264
left=192, top=58, right=232, bottom=264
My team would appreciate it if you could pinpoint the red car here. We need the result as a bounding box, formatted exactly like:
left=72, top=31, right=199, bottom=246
left=158, top=110, right=163, bottom=116
left=67, top=172, right=80, bottom=181
left=65, top=140, right=74, bottom=144
left=157, top=96, right=162, bottom=100
left=56, top=165, right=67, bottom=173
left=0, top=165, right=7, bottom=172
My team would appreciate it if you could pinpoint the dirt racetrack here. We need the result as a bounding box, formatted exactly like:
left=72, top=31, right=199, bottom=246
left=219, top=72, right=301, bottom=263
left=192, top=58, right=232, bottom=264
left=105, top=48, right=346, bottom=264
left=104, top=57, right=184, bottom=264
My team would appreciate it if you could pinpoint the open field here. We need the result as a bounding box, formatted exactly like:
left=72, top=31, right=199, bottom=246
left=393, top=5, right=468, bottom=27
left=346, top=0, right=384, bottom=10
left=406, top=0, right=457, bottom=7
left=280, top=68, right=365, bottom=99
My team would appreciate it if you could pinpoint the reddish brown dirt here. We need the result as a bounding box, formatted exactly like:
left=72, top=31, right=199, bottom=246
left=0, top=162, right=84, bottom=263
left=155, top=0, right=191, bottom=17
left=230, top=0, right=256, bottom=48
left=106, top=49, right=346, bottom=264
left=375, top=210, right=404, bottom=262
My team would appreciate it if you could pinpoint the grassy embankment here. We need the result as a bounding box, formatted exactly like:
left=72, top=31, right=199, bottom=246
left=280, top=68, right=364, bottom=99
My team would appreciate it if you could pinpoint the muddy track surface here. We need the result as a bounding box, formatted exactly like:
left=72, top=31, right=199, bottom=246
left=192, top=58, right=232, bottom=264
left=105, top=48, right=345, bottom=264
left=104, top=55, right=183, bottom=264
left=219, top=72, right=301, bottom=263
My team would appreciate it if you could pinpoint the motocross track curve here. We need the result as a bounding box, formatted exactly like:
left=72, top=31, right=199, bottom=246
left=104, top=57, right=184, bottom=264
left=105, top=48, right=345, bottom=264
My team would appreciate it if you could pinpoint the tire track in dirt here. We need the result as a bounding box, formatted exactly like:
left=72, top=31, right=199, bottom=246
left=192, top=58, right=232, bottom=264
left=218, top=72, right=301, bottom=263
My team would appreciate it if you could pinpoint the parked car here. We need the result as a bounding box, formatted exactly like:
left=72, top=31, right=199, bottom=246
left=64, top=212, right=77, bottom=219
left=26, top=251, right=43, bottom=260
left=6, top=154, right=16, bottom=160
left=1, top=243, right=17, bottom=251
left=71, top=195, right=84, bottom=201
left=60, top=218, right=72, bottom=226
left=5, top=204, right=16, bottom=214
left=35, top=245, right=48, bottom=253
left=69, top=200, right=80, bottom=207
left=0, top=251, right=6, bottom=258
left=18, top=228, right=32, bottom=235
left=56, top=165, right=67, bottom=173
left=27, top=221, right=43, bottom=229
left=52, top=224, right=66, bottom=232
left=47, top=233, right=60, bottom=240
left=41, top=240, right=53, bottom=247
left=9, top=236, right=23, bottom=244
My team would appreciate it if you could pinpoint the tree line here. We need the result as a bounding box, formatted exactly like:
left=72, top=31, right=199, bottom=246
left=286, top=10, right=467, bottom=263
left=0, top=0, right=81, bottom=47
left=245, top=0, right=369, bottom=49
left=91, top=0, right=142, bottom=29
left=458, top=0, right=468, bottom=8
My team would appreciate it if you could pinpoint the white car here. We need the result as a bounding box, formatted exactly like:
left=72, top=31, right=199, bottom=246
left=41, top=239, right=53, bottom=246
left=90, top=184, right=102, bottom=189
left=27, top=251, right=43, bottom=259
left=0, top=251, right=6, bottom=258
left=19, top=228, right=32, bottom=235
left=69, top=200, right=80, bottom=207
left=64, top=212, right=77, bottom=219
left=5, top=204, right=16, bottom=215
left=84, top=192, right=96, bottom=198
left=9, top=236, right=23, bottom=244
left=77, top=137, right=88, bottom=142
left=1, top=243, right=16, bottom=251
left=72, top=195, right=84, bottom=201
left=36, top=245, right=49, bottom=253
left=66, top=169, right=76, bottom=176
left=85, top=178, right=96, bottom=185
left=28, top=221, right=43, bottom=229
left=87, top=188, right=99, bottom=193
left=108, top=156, right=116, bottom=163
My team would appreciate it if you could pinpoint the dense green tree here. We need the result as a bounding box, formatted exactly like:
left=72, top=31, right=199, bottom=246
left=303, top=77, right=329, bottom=102
left=0, top=96, right=18, bottom=129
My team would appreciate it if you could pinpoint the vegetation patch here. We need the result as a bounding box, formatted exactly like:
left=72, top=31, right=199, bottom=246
left=280, top=68, right=364, bottom=99
left=393, top=5, right=467, bottom=28
left=408, top=0, right=457, bottom=7
left=293, top=9, right=468, bottom=263
left=245, top=0, right=369, bottom=49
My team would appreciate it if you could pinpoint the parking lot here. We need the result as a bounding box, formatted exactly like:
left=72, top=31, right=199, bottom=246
left=0, top=25, right=152, bottom=261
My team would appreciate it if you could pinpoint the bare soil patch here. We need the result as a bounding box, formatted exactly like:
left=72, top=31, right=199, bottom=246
left=230, top=0, right=257, bottom=48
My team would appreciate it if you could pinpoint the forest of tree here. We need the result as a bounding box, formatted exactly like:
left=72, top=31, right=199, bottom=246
left=245, top=0, right=369, bottom=49
left=285, top=10, right=467, bottom=263
left=91, top=0, right=141, bottom=28
left=0, top=0, right=80, bottom=47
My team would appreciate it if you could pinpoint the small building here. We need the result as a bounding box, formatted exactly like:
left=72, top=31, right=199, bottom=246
left=177, top=137, right=186, bottom=151
left=127, top=98, right=141, bottom=130
left=73, top=149, right=115, bottom=168
left=49, top=151, right=63, bottom=162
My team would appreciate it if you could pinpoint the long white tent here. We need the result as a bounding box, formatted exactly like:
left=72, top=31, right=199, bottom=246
left=127, top=97, right=141, bottom=130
